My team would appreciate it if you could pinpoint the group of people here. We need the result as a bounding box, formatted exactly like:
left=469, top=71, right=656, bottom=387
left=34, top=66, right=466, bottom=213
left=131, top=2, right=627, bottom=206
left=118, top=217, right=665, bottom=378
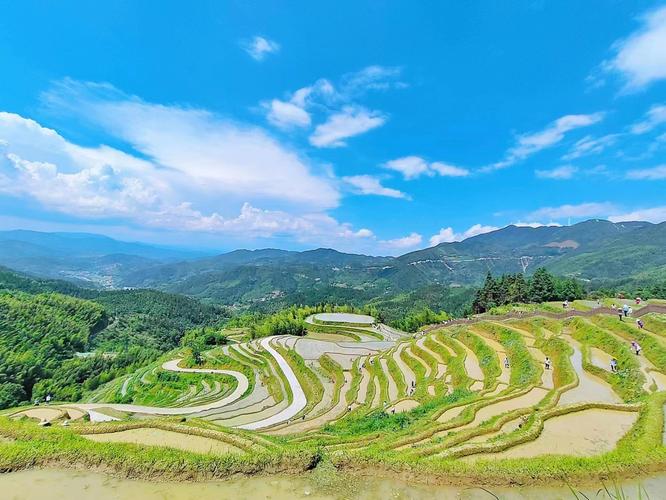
left=608, top=341, right=642, bottom=373
left=612, top=303, right=634, bottom=321
left=33, top=394, right=52, bottom=406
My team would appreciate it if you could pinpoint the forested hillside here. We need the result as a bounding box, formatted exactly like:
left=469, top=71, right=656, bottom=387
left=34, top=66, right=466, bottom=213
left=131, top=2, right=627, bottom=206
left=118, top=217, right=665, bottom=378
left=0, top=269, right=230, bottom=409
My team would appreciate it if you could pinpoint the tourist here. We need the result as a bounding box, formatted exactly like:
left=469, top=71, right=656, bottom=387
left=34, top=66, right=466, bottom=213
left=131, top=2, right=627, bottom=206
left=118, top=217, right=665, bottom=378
left=623, top=304, right=629, bottom=317
left=33, top=398, right=40, bottom=406
left=610, top=358, right=618, bottom=373
left=411, top=380, right=416, bottom=389
left=504, top=356, right=510, bottom=369
left=347, top=405, right=352, bottom=412
left=544, top=357, right=551, bottom=370
left=391, top=408, right=396, bottom=415
left=637, top=319, right=644, bottom=329
left=618, top=310, right=624, bottom=321
left=634, top=342, right=642, bottom=356
left=45, top=394, right=51, bottom=405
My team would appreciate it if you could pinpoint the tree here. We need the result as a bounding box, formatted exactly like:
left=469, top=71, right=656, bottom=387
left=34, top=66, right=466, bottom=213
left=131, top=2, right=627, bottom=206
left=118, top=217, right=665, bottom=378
left=0, top=383, right=26, bottom=408
left=528, top=268, right=556, bottom=303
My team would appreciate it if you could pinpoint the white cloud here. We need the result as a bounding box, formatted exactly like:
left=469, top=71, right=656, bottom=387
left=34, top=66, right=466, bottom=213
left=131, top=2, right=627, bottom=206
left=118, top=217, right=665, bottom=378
left=601, top=6, right=666, bottom=91
left=263, top=66, right=403, bottom=135
left=384, top=156, right=469, bottom=180
left=265, top=99, right=311, bottom=129
left=429, top=224, right=499, bottom=246
left=1, top=83, right=413, bottom=252
left=263, top=79, right=334, bottom=130
left=383, top=156, right=429, bottom=179
left=380, top=232, right=423, bottom=250
left=609, top=206, right=666, bottom=223
left=430, top=162, right=469, bottom=177
left=626, top=165, right=666, bottom=180
left=341, top=65, right=406, bottom=94
left=535, top=165, right=578, bottom=180
left=631, top=104, right=666, bottom=134
left=527, top=202, right=615, bottom=220
left=242, top=36, right=280, bottom=61
left=309, top=106, right=386, bottom=148
left=342, top=175, right=409, bottom=199
left=562, top=134, right=619, bottom=160
left=462, top=223, right=499, bottom=238
left=486, top=113, right=605, bottom=171
left=40, top=80, right=339, bottom=211
left=429, top=227, right=456, bottom=246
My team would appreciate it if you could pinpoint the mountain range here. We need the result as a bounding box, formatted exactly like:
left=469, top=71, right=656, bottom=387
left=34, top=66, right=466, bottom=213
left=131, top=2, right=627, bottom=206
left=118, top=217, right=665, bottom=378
left=1, top=220, right=665, bottom=310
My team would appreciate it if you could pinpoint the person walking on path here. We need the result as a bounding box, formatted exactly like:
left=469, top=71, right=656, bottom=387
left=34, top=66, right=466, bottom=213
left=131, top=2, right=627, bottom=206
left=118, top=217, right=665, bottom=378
left=623, top=304, right=629, bottom=317
left=504, top=356, right=510, bottom=369
left=637, top=319, right=644, bottom=329
left=618, top=309, right=624, bottom=321
left=544, top=357, right=552, bottom=370
left=610, top=358, right=618, bottom=373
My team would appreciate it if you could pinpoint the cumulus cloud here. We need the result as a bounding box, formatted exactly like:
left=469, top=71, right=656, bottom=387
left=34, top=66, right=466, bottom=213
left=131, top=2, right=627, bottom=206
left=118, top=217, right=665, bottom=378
left=263, top=66, right=403, bottom=144
left=380, top=232, right=423, bottom=250
left=383, top=156, right=469, bottom=180
left=263, top=79, right=335, bottom=130
left=0, top=112, right=366, bottom=244
left=486, top=113, right=604, bottom=171
left=626, top=165, right=666, bottom=180
left=0, top=83, right=400, bottom=250
left=40, top=80, right=339, bottom=211
left=631, top=104, right=666, bottom=134
left=609, top=206, right=666, bottom=223
left=342, top=175, right=409, bottom=199
left=241, top=36, right=280, bottom=61
left=265, top=99, right=312, bottom=129
left=535, top=165, right=578, bottom=180
left=429, top=224, right=499, bottom=246
left=309, top=106, right=386, bottom=148
left=599, top=6, right=666, bottom=91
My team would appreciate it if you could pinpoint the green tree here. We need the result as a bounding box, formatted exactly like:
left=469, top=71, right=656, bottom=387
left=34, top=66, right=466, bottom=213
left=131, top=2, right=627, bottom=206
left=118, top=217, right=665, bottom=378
left=528, top=268, right=556, bottom=303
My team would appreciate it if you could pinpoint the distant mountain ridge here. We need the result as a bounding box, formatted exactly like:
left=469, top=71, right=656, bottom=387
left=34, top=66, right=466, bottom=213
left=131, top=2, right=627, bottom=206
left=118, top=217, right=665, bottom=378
left=1, top=220, right=665, bottom=305
left=0, top=230, right=209, bottom=287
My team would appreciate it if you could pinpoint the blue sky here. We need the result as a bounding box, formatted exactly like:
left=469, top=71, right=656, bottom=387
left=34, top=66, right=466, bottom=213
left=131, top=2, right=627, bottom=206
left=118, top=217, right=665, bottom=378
left=1, top=1, right=665, bottom=255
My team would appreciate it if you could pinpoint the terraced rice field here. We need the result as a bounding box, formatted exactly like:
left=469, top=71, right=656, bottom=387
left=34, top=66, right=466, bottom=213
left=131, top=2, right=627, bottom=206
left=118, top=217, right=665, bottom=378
left=16, top=308, right=666, bottom=481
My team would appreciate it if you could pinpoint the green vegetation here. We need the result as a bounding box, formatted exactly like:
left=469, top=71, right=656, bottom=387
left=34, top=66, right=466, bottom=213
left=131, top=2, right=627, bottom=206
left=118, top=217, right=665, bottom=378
left=472, top=268, right=584, bottom=314
left=0, top=269, right=228, bottom=409
left=390, top=307, right=449, bottom=333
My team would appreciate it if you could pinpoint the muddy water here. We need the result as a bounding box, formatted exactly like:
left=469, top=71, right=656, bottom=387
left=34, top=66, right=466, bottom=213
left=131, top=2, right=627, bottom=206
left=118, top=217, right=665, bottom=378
left=469, top=408, right=637, bottom=461
left=558, top=338, right=621, bottom=405
left=2, top=469, right=666, bottom=500
left=13, top=408, right=64, bottom=422
left=389, top=398, right=419, bottom=413
left=457, top=387, right=548, bottom=431
left=83, top=428, right=243, bottom=455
